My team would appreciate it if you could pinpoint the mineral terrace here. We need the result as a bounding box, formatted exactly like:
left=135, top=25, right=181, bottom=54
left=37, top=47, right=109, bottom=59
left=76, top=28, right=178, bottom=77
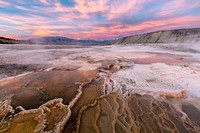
left=0, top=44, right=200, bottom=133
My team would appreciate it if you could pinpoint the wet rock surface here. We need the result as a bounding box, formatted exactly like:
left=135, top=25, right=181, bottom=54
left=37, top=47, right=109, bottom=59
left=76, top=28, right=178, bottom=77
left=0, top=69, right=97, bottom=109
left=0, top=44, right=200, bottom=133
left=182, top=104, right=200, bottom=126
left=0, top=64, right=46, bottom=80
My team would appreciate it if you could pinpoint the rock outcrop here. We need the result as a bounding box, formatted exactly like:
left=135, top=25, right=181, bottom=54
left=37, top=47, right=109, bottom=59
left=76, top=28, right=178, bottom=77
left=113, top=28, right=200, bottom=44
left=0, top=37, right=19, bottom=44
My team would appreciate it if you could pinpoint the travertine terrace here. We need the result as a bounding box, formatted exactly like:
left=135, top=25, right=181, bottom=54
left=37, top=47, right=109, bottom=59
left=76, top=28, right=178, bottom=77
left=0, top=44, right=200, bottom=133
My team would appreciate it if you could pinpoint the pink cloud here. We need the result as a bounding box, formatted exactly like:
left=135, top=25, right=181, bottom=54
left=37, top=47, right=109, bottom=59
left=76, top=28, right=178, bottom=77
left=0, top=13, right=50, bottom=25
left=4, top=15, right=200, bottom=40
left=74, top=0, right=108, bottom=14
left=66, top=16, right=200, bottom=39
left=3, top=14, right=200, bottom=40
left=159, top=0, right=200, bottom=17
left=38, top=0, right=50, bottom=5
left=104, top=0, right=140, bottom=19
left=0, top=1, right=11, bottom=7
left=73, top=0, right=145, bottom=19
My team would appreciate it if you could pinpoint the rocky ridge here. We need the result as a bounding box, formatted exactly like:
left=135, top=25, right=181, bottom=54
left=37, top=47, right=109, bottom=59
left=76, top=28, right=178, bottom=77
left=113, top=28, right=200, bottom=44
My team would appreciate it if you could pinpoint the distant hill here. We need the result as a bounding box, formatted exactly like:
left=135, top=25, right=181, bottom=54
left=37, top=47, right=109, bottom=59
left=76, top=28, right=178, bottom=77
left=0, top=37, right=19, bottom=44
left=1, top=28, right=200, bottom=45
left=23, top=36, right=110, bottom=45
left=112, top=28, right=200, bottom=45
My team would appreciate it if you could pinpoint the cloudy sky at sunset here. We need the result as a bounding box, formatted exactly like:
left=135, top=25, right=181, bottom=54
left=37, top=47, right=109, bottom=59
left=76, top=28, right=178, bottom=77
left=1, top=0, right=200, bottom=39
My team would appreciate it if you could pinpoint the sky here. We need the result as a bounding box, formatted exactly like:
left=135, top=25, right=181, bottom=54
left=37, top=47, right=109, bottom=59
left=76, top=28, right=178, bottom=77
left=0, top=0, right=200, bottom=40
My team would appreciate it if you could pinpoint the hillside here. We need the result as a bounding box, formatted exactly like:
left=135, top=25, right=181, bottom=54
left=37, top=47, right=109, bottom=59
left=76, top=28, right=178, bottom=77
left=0, top=37, right=19, bottom=44
left=1, top=28, right=200, bottom=45
left=113, top=28, right=200, bottom=44
left=23, top=36, right=109, bottom=45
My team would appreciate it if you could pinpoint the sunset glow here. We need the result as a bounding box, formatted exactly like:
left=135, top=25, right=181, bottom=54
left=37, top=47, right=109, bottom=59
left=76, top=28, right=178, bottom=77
left=1, top=0, right=200, bottom=39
